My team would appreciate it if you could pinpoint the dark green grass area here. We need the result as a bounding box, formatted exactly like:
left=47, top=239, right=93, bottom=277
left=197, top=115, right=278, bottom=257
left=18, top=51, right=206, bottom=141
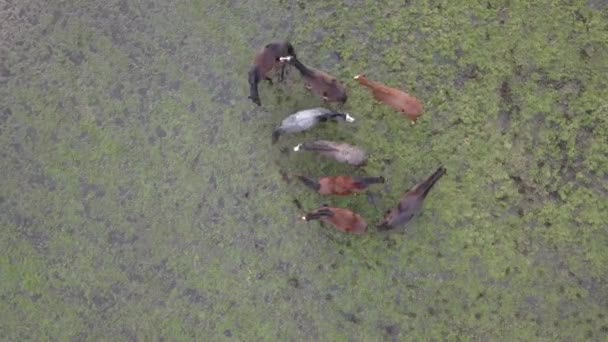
left=1, top=0, right=607, bottom=340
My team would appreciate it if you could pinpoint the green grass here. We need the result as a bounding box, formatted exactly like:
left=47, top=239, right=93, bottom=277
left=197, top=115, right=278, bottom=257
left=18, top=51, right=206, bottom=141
left=1, top=0, right=607, bottom=340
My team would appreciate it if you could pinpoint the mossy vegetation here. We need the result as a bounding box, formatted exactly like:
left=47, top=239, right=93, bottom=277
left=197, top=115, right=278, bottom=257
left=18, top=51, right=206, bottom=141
left=1, top=0, right=607, bottom=340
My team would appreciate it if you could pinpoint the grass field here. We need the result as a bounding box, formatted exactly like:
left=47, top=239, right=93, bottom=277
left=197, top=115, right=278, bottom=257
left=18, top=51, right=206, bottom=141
left=1, top=0, right=607, bottom=340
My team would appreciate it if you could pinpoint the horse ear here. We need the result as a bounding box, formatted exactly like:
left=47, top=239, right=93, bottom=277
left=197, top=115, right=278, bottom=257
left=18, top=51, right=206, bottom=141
left=286, top=43, right=295, bottom=54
